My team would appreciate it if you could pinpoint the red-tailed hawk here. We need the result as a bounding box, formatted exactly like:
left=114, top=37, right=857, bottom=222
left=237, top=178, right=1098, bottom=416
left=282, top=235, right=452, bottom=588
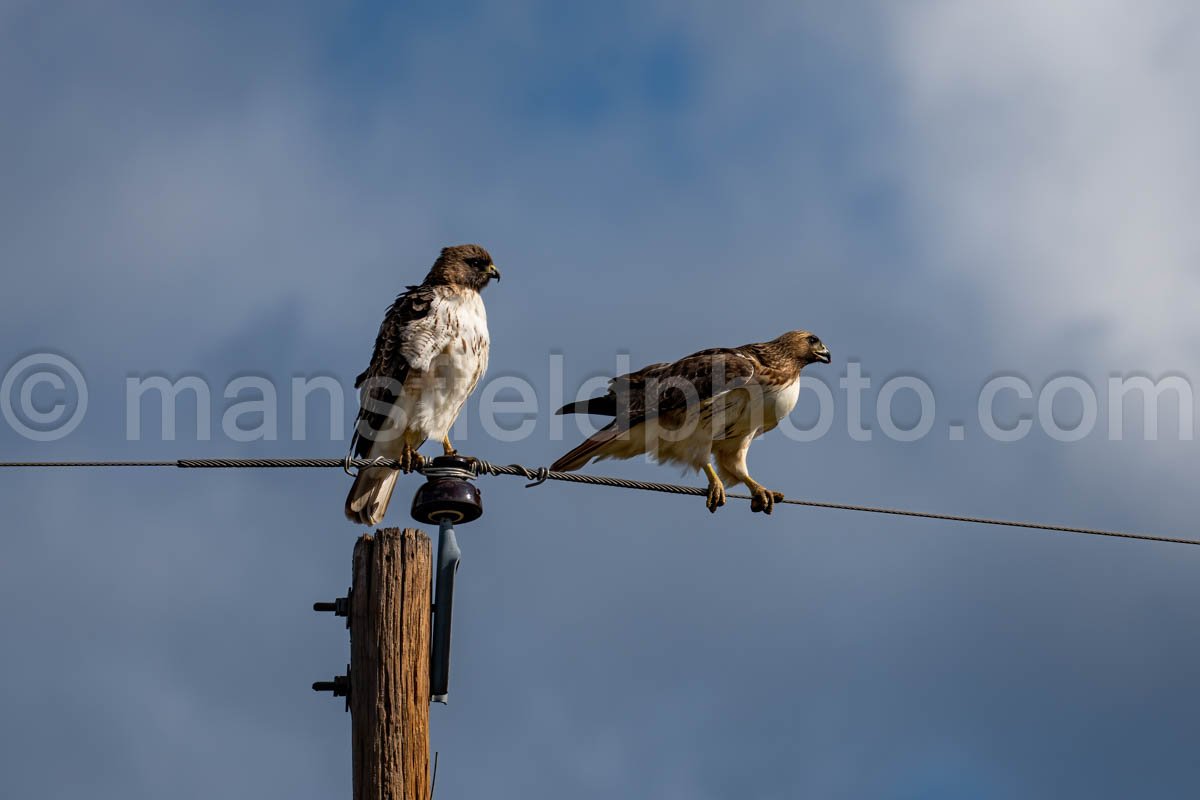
left=552, top=331, right=831, bottom=514
left=345, top=244, right=500, bottom=525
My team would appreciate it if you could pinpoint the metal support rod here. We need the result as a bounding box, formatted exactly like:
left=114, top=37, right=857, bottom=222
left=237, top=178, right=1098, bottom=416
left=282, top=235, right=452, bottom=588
left=429, top=517, right=461, bottom=704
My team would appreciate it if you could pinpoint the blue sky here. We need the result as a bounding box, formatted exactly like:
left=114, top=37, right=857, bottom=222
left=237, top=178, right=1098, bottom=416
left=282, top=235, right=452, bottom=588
left=2, top=2, right=1199, bottom=798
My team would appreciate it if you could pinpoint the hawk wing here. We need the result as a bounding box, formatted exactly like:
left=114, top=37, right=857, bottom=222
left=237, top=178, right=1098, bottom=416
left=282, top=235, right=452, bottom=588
left=617, top=348, right=756, bottom=426
left=550, top=348, right=757, bottom=471
left=557, top=349, right=756, bottom=424
left=351, top=284, right=453, bottom=458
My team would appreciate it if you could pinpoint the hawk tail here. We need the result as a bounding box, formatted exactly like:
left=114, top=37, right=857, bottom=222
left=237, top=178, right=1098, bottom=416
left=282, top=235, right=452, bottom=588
left=550, top=424, right=622, bottom=472
left=345, top=467, right=399, bottom=526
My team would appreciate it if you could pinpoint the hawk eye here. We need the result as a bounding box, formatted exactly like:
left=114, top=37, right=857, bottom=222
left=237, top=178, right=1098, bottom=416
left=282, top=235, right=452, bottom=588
left=467, top=257, right=489, bottom=269
left=807, top=335, right=819, bottom=345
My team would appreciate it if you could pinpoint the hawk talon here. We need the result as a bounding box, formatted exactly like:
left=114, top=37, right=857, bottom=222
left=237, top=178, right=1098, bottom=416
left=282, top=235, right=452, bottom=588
left=706, top=483, right=726, bottom=513
left=749, top=487, right=785, bottom=514
left=703, top=463, right=726, bottom=514
left=399, top=445, right=425, bottom=474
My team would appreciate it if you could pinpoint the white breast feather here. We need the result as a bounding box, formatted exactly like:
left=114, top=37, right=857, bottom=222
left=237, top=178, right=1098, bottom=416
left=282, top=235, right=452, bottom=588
left=391, top=289, right=489, bottom=447
left=762, top=376, right=801, bottom=432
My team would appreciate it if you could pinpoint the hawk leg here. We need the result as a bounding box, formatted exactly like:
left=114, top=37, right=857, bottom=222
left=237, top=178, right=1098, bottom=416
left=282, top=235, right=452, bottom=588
left=399, top=443, right=425, bottom=474
left=441, top=435, right=457, bottom=457
left=745, top=479, right=784, bottom=515
left=704, top=464, right=726, bottom=513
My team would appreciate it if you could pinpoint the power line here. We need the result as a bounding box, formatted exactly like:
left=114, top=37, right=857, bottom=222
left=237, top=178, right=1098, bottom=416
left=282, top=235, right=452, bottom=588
left=0, top=456, right=1193, bottom=547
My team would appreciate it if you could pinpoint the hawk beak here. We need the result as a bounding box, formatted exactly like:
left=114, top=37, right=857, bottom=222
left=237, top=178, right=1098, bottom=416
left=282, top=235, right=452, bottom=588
left=487, top=263, right=501, bottom=282
left=814, top=346, right=831, bottom=364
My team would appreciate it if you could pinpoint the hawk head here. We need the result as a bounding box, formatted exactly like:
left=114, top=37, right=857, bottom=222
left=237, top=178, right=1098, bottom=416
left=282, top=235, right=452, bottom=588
left=427, top=244, right=501, bottom=291
left=777, top=330, right=832, bottom=365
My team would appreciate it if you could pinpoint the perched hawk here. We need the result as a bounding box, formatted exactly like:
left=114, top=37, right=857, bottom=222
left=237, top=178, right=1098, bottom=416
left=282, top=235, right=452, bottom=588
left=552, top=331, right=831, bottom=514
left=345, top=244, right=500, bottom=525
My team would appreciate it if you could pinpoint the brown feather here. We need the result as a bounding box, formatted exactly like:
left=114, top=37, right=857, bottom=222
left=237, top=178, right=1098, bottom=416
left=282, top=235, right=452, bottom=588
left=550, top=423, right=623, bottom=472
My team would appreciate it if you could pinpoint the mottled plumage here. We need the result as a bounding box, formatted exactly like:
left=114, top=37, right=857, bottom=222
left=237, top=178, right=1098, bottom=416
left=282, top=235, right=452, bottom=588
left=552, top=331, right=831, bottom=514
left=346, top=245, right=499, bottom=525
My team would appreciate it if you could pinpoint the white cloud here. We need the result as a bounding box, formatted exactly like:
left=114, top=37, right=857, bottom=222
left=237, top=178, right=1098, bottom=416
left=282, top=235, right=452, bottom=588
left=888, top=0, right=1200, bottom=369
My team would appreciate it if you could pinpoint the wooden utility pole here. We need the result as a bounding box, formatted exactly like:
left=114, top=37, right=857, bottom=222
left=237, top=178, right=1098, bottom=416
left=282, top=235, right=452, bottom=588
left=350, top=527, right=432, bottom=800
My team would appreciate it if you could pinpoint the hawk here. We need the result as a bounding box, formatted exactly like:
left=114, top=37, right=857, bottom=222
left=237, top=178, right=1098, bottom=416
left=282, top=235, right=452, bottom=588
left=345, top=244, right=500, bottom=525
left=551, top=331, right=831, bottom=514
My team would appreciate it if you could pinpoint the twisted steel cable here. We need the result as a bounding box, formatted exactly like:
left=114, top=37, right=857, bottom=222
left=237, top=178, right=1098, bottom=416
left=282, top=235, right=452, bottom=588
left=0, top=456, right=1194, bottom=547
